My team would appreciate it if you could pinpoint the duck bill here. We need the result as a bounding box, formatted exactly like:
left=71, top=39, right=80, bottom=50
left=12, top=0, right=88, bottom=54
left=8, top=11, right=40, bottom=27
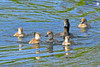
left=81, top=21, right=85, bottom=24
left=45, top=35, right=48, bottom=37
left=81, top=20, right=86, bottom=24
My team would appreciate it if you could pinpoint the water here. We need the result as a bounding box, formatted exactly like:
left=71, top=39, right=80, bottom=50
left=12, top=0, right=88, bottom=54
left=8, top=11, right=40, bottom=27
left=0, top=0, right=100, bottom=67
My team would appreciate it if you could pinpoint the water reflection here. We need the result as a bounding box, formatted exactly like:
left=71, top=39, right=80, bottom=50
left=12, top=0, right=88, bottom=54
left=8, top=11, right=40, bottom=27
left=0, top=0, right=99, bottom=66
left=46, top=43, right=53, bottom=57
left=32, top=43, right=41, bottom=60
left=64, top=45, right=71, bottom=57
left=79, top=27, right=90, bottom=37
left=19, top=44, right=23, bottom=51
left=80, top=28, right=88, bottom=33
left=18, top=37, right=23, bottom=41
left=18, top=37, right=23, bottom=51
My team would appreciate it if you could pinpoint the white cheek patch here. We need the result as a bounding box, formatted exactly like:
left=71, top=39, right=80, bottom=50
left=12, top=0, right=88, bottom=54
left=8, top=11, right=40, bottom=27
left=18, top=30, right=22, bottom=34
left=65, top=39, right=68, bottom=42
left=64, top=22, right=68, bottom=27
left=35, top=34, right=40, bottom=40
left=35, top=36, right=38, bottom=39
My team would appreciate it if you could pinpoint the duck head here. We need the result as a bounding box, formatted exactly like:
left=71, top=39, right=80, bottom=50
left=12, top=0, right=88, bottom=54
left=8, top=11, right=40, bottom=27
left=18, top=27, right=23, bottom=34
left=81, top=18, right=87, bottom=24
left=45, top=31, right=54, bottom=40
left=63, top=19, right=70, bottom=27
left=64, top=36, right=70, bottom=42
left=35, top=32, right=41, bottom=40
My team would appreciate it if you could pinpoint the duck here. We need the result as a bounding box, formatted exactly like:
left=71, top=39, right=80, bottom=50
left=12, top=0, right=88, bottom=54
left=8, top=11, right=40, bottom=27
left=63, top=19, right=70, bottom=35
left=45, top=31, right=58, bottom=43
left=62, top=36, right=75, bottom=46
left=56, top=19, right=73, bottom=38
left=13, top=27, right=25, bottom=37
left=29, top=32, right=41, bottom=44
left=78, top=18, right=91, bottom=28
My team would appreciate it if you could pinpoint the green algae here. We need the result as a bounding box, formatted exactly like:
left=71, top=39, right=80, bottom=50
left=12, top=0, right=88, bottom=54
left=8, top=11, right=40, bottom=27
left=76, top=0, right=85, bottom=6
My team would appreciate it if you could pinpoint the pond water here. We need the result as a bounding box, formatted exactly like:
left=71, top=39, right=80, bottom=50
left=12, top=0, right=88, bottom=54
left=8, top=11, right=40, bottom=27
left=0, top=0, right=100, bottom=67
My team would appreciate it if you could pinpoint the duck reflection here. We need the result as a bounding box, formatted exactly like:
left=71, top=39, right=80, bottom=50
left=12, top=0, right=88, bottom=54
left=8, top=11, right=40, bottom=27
left=18, top=37, right=23, bottom=41
left=46, top=43, right=53, bottom=57
left=19, top=44, right=23, bottom=51
left=80, top=27, right=88, bottom=33
left=32, top=43, right=41, bottom=60
left=64, top=45, right=70, bottom=56
left=79, top=27, right=90, bottom=37
left=18, top=37, right=23, bottom=51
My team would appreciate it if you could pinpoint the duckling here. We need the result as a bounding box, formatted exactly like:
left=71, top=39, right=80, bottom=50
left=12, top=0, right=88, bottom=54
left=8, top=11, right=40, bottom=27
left=29, top=32, right=41, bottom=44
left=13, top=27, right=25, bottom=37
left=56, top=19, right=73, bottom=38
left=78, top=18, right=91, bottom=28
left=45, top=31, right=58, bottom=43
left=62, top=36, right=75, bottom=45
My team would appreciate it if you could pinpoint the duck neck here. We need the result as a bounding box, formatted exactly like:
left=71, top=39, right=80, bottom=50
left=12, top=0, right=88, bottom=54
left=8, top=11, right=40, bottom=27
left=64, top=26, right=69, bottom=35
left=35, top=35, right=40, bottom=40
left=35, top=37, right=40, bottom=40
left=64, top=20, right=70, bottom=35
left=18, top=30, right=22, bottom=34
left=48, top=34, right=54, bottom=40
left=65, top=39, right=70, bottom=42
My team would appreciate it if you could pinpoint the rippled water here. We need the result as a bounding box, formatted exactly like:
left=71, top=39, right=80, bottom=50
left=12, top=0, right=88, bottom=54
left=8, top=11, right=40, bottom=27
left=0, top=0, right=100, bottom=67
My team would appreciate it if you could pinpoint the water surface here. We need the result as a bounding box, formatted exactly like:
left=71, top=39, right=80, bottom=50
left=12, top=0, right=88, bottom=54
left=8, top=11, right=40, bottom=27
left=0, top=0, right=100, bottom=67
